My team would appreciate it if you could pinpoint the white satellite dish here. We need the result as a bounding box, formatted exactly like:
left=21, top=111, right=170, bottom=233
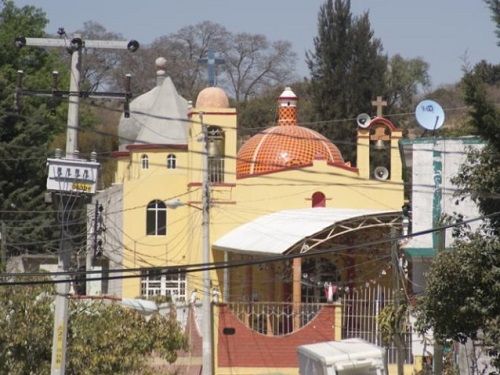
left=356, top=113, right=371, bottom=128
left=373, top=166, right=389, bottom=181
left=415, top=100, right=445, bottom=130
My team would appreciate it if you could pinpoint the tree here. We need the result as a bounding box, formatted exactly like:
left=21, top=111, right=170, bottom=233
left=223, top=33, right=297, bottom=102
left=485, top=0, right=500, bottom=45
left=68, top=301, right=188, bottom=374
left=384, top=54, right=430, bottom=116
left=416, top=3, right=500, bottom=370
left=416, top=235, right=500, bottom=370
left=73, top=21, right=127, bottom=92
left=0, top=280, right=53, bottom=374
left=113, top=21, right=230, bottom=99
left=237, top=80, right=316, bottom=142
left=0, top=279, right=188, bottom=374
left=0, top=0, right=68, bottom=255
left=112, top=21, right=297, bottom=103
left=306, top=0, right=387, bottom=162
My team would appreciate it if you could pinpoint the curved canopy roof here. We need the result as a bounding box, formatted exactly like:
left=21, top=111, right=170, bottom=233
left=213, top=208, right=399, bottom=256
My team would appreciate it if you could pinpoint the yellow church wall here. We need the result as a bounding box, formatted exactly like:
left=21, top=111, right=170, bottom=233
left=224, top=160, right=403, bottom=227
left=115, top=145, right=403, bottom=299
left=112, top=92, right=404, bottom=302
left=357, top=129, right=370, bottom=179
left=390, top=132, right=403, bottom=183
left=114, top=156, right=130, bottom=183
left=117, top=148, right=198, bottom=298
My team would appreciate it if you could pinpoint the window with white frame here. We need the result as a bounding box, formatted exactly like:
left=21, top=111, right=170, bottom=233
left=166, top=154, right=176, bottom=169
left=141, top=154, right=149, bottom=169
left=146, top=200, right=166, bottom=235
left=140, top=270, right=187, bottom=302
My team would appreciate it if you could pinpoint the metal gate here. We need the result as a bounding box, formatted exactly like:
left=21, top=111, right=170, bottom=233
left=341, top=284, right=413, bottom=364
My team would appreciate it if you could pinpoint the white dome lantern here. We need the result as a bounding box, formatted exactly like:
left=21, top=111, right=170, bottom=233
left=278, top=87, right=298, bottom=108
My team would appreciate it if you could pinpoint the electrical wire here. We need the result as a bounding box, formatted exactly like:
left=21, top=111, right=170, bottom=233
left=1, top=210, right=497, bottom=286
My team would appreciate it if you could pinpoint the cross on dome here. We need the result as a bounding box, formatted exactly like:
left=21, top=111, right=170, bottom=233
left=371, top=96, right=387, bottom=117
left=198, top=49, right=225, bottom=87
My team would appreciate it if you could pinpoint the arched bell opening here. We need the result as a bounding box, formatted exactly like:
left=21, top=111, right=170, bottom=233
left=369, top=124, right=391, bottom=181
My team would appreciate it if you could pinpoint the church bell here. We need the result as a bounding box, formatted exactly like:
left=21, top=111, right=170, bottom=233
left=208, top=136, right=224, bottom=157
left=374, top=139, right=386, bottom=151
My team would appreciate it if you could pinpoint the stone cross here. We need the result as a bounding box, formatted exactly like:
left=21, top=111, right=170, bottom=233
left=371, top=96, right=387, bottom=117
left=198, top=49, right=225, bottom=87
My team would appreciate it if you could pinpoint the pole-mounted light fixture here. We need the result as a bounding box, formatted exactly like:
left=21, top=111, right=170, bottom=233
left=15, top=36, right=26, bottom=48
left=127, top=40, right=139, bottom=52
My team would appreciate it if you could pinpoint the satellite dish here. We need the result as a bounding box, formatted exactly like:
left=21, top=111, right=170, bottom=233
left=415, top=100, right=445, bottom=130
left=356, top=113, right=371, bottom=128
left=373, top=166, right=389, bottom=181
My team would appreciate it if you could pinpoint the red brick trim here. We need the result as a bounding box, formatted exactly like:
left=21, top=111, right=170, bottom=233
left=217, top=304, right=336, bottom=368
left=368, top=116, right=400, bottom=131
left=112, top=151, right=130, bottom=158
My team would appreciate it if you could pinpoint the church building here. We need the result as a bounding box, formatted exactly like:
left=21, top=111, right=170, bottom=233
left=90, top=57, right=407, bottom=373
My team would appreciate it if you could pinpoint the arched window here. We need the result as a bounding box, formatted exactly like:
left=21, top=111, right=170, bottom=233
left=141, top=154, right=149, bottom=169
left=312, top=191, right=326, bottom=208
left=146, top=200, right=166, bottom=235
left=167, top=154, right=176, bottom=169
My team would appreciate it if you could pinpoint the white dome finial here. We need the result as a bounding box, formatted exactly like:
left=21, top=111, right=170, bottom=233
left=155, top=57, right=167, bottom=70
left=278, top=86, right=298, bottom=107
left=155, top=57, right=167, bottom=85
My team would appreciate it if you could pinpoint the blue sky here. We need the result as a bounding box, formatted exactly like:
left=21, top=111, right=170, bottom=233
left=14, top=0, right=499, bottom=88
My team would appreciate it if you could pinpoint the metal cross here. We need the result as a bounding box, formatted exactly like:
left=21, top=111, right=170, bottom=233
left=371, top=96, right=387, bottom=117
left=198, top=49, right=225, bottom=87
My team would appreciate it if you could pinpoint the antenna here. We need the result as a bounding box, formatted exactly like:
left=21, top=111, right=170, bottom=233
left=415, top=100, right=445, bottom=131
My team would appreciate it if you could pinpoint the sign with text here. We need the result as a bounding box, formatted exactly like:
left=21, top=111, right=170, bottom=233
left=46, top=158, right=99, bottom=194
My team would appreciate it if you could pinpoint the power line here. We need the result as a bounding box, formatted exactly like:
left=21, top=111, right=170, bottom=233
left=1, top=210, right=496, bottom=286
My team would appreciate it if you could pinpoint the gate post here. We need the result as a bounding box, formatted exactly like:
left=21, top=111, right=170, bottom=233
left=334, top=301, right=342, bottom=340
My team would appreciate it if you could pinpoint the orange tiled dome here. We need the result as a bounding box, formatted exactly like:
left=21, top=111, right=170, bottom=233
left=237, top=87, right=346, bottom=178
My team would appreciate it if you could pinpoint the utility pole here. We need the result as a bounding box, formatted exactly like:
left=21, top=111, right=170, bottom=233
left=86, top=199, right=99, bottom=295
left=391, top=227, right=405, bottom=375
left=0, top=221, right=5, bottom=272
left=433, top=227, right=445, bottom=375
left=15, top=32, right=138, bottom=375
left=200, top=114, right=213, bottom=375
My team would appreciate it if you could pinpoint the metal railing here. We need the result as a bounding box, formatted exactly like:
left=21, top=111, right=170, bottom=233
left=208, top=157, right=224, bottom=184
left=227, top=302, right=324, bottom=336
left=342, top=284, right=413, bottom=364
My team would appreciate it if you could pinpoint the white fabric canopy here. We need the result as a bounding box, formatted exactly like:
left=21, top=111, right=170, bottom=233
left=213, top=208, right=388, bottom=255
